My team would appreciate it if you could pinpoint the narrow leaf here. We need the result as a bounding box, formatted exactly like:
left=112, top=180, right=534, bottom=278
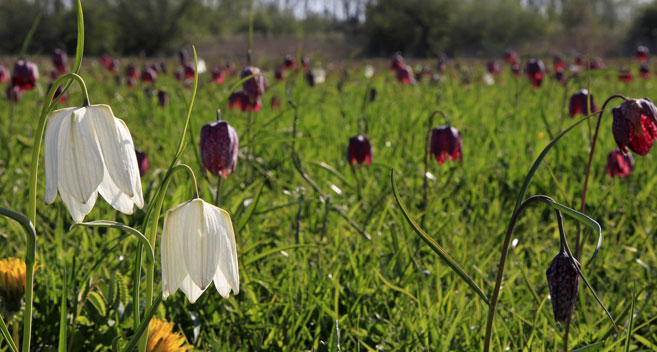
left=237, top=181, right=265, bottom=232
left=0, top=313, right=19, bottom=352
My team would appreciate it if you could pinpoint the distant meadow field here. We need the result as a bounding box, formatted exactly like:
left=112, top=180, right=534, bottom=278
left=1, top=2, right=657, bottom=351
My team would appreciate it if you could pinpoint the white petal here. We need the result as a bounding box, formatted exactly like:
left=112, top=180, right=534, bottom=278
left=211, top=206, right=239, bottom=296
left=114, top=119, right=144, bottom=208
left=183, top=199, right=219, bottom=290
left=180, top=275, right=204, bottom=304
left=161, top=201, right=191, bottom=299
left=44, top=107, right=77, bottom=204
left=59, top=188, right=98, bottom=222
left=57, top=108, right=104, bottom=216
left=87, top=105, right=139, bottom=199
left=97, top=174, right=137, bottom=214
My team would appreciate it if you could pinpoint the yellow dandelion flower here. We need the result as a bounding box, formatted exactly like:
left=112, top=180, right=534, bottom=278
left=147, top=317, right=192, bottom=352
left=0, top=257, right=27, bottom=312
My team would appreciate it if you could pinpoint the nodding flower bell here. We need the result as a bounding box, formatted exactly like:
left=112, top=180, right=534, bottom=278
left=511, top=62, right=521, bottom=77
left=135, top=149, right=150, bottom=177
left=125, top=65, right=139, bottom=79
left=612, top=98, right=657, bottom=155
left=636, top=45, right=649, bottom=62
left=347, top=135, right=372, bottom=166
left=568, top=89, right=597, bottom=118
left=161, top=198, right=239, bottom=303
left=11, top=60, right=39, bottom=91
left=487, top=60, right=500, bottom=75
left=52, top=48, right=68, bottom=74
left=241, top=66, right=267, bottom=99
left=504, top=49, right=517, bottom=64
left=157, top=90, right=169, bottom=107
left=396, top=65, right=415, bottom=85
left=589, top=57, right=604, bottom=70
left=619, top=68, right=633, bottom=83
left=606, top=149, right=634, bottom=178
left=44, top=105, right=144, bottom=222
left=229, top=90, right=260, bottom=112
left=141, top=67, right=157, bottom=83
left=301, top=57, right=310, bottom=71
left=391, top=54, right=404, bottom=70
left=0, top=64, right=8, bottom=83
left=575, top=54, right=585, bottom=67
left=211, top=68, right=225, bottom=84
left=553, top=54, right=565, bottom=71
left=546, top=252, right=580, bottom=323
left=640, top=62, right=650, bottom=79
left=48, top=83, right=67, bottom=103
left=283, top=55, right=297, bottom=70
left=430, top=125, right=463, bottom=165
left=526, top=59, right=545, bottom=88
left=200, top=112, right=239, bottom=178
left=184, top=63, right=195, bottom=79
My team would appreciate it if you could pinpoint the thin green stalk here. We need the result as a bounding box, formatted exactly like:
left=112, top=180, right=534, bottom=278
left=214, top=176, right=222, bottom=206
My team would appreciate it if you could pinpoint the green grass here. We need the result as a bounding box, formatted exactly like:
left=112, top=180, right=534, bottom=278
left=1, top=61, right=656, bottom=351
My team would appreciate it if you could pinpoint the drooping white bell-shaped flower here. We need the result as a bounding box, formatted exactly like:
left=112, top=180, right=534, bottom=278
left=44, top=104, right=144, bottom=222
left=161, top=198, right=239, bottom=303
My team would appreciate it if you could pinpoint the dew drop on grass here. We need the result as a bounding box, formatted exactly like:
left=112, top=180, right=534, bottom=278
left=511, top=238, right=519, bottom=248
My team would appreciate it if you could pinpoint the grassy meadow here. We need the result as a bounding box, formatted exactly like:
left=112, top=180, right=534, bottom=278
left=1, top=56, right=657, bottom=351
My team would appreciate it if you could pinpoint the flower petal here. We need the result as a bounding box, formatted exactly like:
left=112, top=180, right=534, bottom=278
left=87, top=105, right=140, bottom=199
left=179, top=275, right=204, bottom=304
left=210, top=205, right=239, bottom=296
left=57, top=108, right=104, bottom=212
left=161, top=201, right=191, bottom=299
left=44, top=107, right=77, bottom=204
left=183, top=199, right=219, bottom=290
left=59, top=188, right=98, bottom=222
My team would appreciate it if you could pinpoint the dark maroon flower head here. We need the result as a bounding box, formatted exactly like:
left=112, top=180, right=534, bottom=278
left=619, top=68, right=633, bottom=83
left=554, top=69, right=565, bottom=84
left=212, top=68, right=225, bottom=84
left=241, top=66, right=267, bottom=98
left=126, top=65, right=139, bottom=79
left=178, top=49, right=188, bottom=66
left=640, top=62, right=650, bottom=79
left=306, top=70, right=315, bottom=87
left=430, top=125, right=463, bottom=165
left=135, top=149, right=150, bottom=177
left=6, top=85, right=20, bottom=102
left=11, top=60, right=39, bottom=91
left=511, top=62, right=521, bottom=77
left=396, top=65, right=415, bottom=85
left=126, top=77, right=136, bottom=88
left=369, top=87, right=377, bottom=102
left=575, top=54, right=585, bottom=67
left=184, top=63, right=195, bottom=79
left=347, top=135, right=372, bottom=166
left=284, top=55, right=297, bottom=70
left=271, top=96, right=281, bottom=111
left=487, top=60, right=500, bottom=75
left=636, top=45, right=649, bottom=62
left=606, top=149, right=634, bottom=178
left=612, top=98, right=657, bottom=155
left=200, top=119, right=239, bottom=178
left=589, top=57, right=604, bottom=70
left=546, top=252, right=580, bottom=323
left=301, top=57, right=310, bottom=71
left=141, top=67, right=157, bottom=83
left=157, top=90, right=169, bottom=107
left=504, top=49, right=517, bottom=64
left=229, top=90, right=261, bottom=112
left=0, top=65, right=8, bottom=83
left=108, top=59, right=119, bottom=73
left=148, top=63, right=161, bottom=74
left=526, top=59, right=545, bottom=88
left=52, top=48, right=67, bottom=74
left=275, top=66, right=284, bottom=80
left=174, top=70, right=183, bottom=81
left=391, top=54, right=404, bottom=71
left=568, top=89, right=597, bottom=118
left=47, top=83, right=66, bottom=103
left=553, top=54, right=565, bottom=71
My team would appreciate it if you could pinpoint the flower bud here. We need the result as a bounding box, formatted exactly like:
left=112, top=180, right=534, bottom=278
left=229, top=90, right=261, bottom=112
left=606, top=149, right=634, bottom=178
left=301, top=57, right=310, bottom=71
left=52, top=48, right=68, bottom=74
left=200, top=119, right=239, bottom=178
left=568, top=90, right=597, bottom=118
left=636, top=45, right=649, bottom=62
left=546, top=252, right=580, bottom=323
left=589, top=57, right=604, bottom=70
left=396, top=65, right=415, bottom=85
left=511, top=62, right=521, bottom=77
left=284, top=55, right=297, bottom=70
left=347, top=135, right=372, bottom=166
left=487, top=60, right=500, bottom=75
left=612, top=98, right=657, bottom=155
left=212, top=68, right=225, bottom=84
left=391, top=54, right=404, bottom=71
left=184, top=63, right=195, bottom=79
left=553, top=53, right=565, bottom=71
left=526, top=59, right=545, bottom=88
left=125, top=64, right=139, bottom=79
left=619, top=68, right=633, bottom=83
left=430, top=125, right=463, bottom=165
left=135, top=149, right=150, bottom=176
left=640, top=62, right=650, bottom=79
left=504, top=49, right=517, bottom=64
left=157, top=90, right=169, bottom=107
left=11, top=60, right=39, bottom=91
left=241, top=66, right=267, bottom=99
left=141, top=67, right=157, bottom=83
